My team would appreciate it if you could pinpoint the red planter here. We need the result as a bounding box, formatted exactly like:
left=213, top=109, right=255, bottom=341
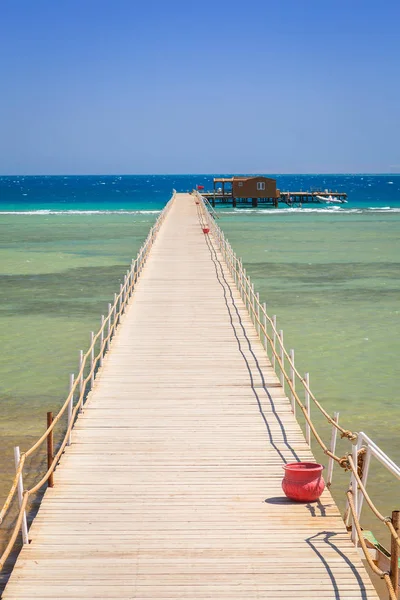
left=202, top=227, right=210, bottom=234
left=282, top=462, right=325, bottom=502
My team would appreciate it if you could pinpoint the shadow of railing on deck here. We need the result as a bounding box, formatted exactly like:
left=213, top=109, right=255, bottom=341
left=204, top=233, right=300, bottom=464
left=306, top=531, right=369, bottom=600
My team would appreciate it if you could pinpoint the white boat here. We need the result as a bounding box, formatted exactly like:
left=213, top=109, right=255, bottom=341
left=315, top=194, right=347, bottom=204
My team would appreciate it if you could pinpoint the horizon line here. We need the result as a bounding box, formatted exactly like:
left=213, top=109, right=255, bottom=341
left=1, top=172, right=400, bottom=177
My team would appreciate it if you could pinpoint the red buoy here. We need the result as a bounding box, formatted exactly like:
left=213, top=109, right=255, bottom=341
left=282, top=462, right=325, bottom=502
left=202, top=227, right=210, bottom=234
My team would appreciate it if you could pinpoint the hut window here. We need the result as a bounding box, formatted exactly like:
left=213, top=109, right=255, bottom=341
left=257, top=182, right=266, bottom=190
left=238, top=182, right=243, bottom=187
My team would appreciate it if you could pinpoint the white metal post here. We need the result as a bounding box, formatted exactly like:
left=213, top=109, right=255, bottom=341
left=90, top=331, right=94, bottom=387
left=305, top=373, right=311, bottom=446
left=290, top=349, right=295, bottom=415
left=272, top=316, right=277, bottom=370
left=351, top=439, right=360, bottom=545
left=279, top=330, right=284, bottom=387
left=67, top=373, right=74, bottom=446
left=133, top=260, right=137, bottom=286
left=262, top=302, right=267, bottom=350
left=327, top=412, right=339, bottom=486
left=113, top=293, right=117, bottom=326
left=100, top=315, right=104, bottom=367
left=239, top=260, right=243, bottom=298
left=256, top=293, right=260, bottom=336
left=251, top=283, right=255, bottom=324
left=79, top=350, right=83, bottom=413
left=357, top=445, right=371, bottom=518
left=107, top=303, right=111, bottom=350
left=138, top=247, right=142, bottom=274
left=13, top=446, right=29, bottom=545
left=128, top=268, right=131, bottom=294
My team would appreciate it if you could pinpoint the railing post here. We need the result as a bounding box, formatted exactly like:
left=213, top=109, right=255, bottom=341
left=138, top=248, right=142, bottom=275
left=290, top=349, right=295, bottom=415
left=279, top=330, right=284, bottom=388
left=272, top=316, right=277, bottom=370
left=390, top=510, right=400, bottom=597
left=251, top=283, right=255, bottom=324
left=119, top=283, right=123, bottom=316
left=305, top=373, right=311, bottom=446
left=107, top=303, right=111, bottom=350
left=90, top=331, right=94, bottom=387
left=358, top=443, right=371, bottom=518
left=113, top=293, right=117, bottom=326
left=239, top=259, right=243, bottom=298
left=133, top=260, right=137, bottom=286
left=243, top=269, right=247, bottom=308
left=130, top=261, right=134, bottom=291
left=67, top=373, right=74, bottom=446
left=47, top=412, right=54, bottom=488
left=100, top=316, right=104, bottom=367
left=79, top=350, right=83, bottom=412
left=351, top=439, right=360, bottom=545
left=262, top=302, right=267, bottom=350
left=13, top=446, right=29, bottom=545
left=256, top=292, right=260, bottom=337
left=327, top=412, right=339, bottom=486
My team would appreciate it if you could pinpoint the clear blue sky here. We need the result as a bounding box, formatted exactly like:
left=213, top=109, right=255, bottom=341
left=1, top=0, right=399, bottom=174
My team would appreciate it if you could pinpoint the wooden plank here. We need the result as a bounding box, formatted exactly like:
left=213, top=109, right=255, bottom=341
left=2, top=193, right=378, bottom=599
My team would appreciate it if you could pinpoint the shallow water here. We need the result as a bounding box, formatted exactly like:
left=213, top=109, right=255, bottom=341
left=0, top=174, right=399, bottom=553
left=219, top=210, right=400, bottom=539
left=0, top=215, right=157, bottom=509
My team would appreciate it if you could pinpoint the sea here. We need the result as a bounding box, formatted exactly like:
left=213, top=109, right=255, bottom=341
left=0, top=173, right=399, bottom=550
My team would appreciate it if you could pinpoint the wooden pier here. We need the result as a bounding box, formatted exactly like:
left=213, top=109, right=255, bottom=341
left=0, top=193, right=381, bottom=598
left=201, top=190, right=348, bottom=207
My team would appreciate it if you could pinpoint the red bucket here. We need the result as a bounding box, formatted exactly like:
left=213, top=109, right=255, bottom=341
left=282, top=462, right=325, bottom=502
left=202, top=227, right=210, bottom=234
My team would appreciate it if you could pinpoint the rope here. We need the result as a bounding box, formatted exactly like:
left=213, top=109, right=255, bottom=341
left=347, top=490, right=398, bottom=600
left=347, top=454, right=400, bottom=548
left=199, top=197, right=358, bottom=447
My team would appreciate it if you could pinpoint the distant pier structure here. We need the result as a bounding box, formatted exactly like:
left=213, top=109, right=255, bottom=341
left=199, top=176, right=347, bottom=207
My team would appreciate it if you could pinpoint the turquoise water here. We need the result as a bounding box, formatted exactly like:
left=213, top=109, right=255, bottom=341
left=0, top=174, right=399, bottom=551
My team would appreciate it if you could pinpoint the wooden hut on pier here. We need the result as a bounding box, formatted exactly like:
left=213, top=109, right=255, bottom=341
left=213, top=176, right=279, bottom=207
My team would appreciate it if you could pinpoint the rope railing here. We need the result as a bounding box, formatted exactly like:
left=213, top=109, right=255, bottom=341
left=195, top=190, right=400, bottom=598
left=0, top=191, right=176, bottom=570
left=195, top=191, right=356, bottom=447
left=202, top=194, right=218, bottom=220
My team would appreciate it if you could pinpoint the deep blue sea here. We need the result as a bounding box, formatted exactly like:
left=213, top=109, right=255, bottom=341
left=0, top=174, right=400, bottom=213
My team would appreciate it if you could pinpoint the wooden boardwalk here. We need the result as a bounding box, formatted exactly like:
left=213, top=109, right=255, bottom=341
left=3, top=193, right=377, bottom=599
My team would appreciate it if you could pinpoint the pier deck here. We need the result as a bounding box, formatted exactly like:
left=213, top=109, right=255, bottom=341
left=201, top=190, right=348, bottom=207
left=3, top=193, right=376, bottom=599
